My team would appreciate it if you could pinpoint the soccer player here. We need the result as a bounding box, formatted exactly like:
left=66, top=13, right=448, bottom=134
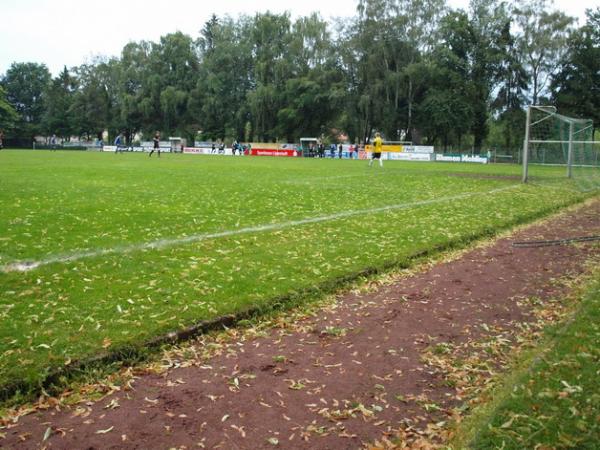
left=114, top=133, right=124, bottom=153
left=368, top=132, right=384, bottom=167
left=149, top=132, right=160, bottom=157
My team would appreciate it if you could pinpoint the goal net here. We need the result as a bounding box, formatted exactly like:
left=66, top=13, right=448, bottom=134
left=522, top=106, right=600, bottom=191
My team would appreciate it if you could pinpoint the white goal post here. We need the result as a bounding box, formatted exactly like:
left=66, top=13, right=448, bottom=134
left=522, top=105, right=598, bottom=185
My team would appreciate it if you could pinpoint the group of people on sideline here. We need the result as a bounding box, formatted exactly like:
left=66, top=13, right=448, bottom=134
left=307, top=142, right=362, bottom=159
left=3, top=129, right=385, bottom=167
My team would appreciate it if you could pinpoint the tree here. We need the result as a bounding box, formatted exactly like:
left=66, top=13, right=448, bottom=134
left=552, top=8, right=600, bottom=129
left=421, top=12, right=476, bottom=148
left=247, top=12, right=295, bottom=141
left=342, top=0, right=445, bottom=144
left=118, top=41, right=153, bottom=137
left=1, top=62, right=51, bottom=140
left=513, top=0, right=574, bottom=105
left=0, top=85, right=18, bottom=131
left=491, top=18, right=527, bottom=151
left=276, top=14, right=343, bottom=141
left=390, top=0, right=446, bottom=140
left=70, top=58, right=115, bottom=140
left=466, top=0, right=510, bottom=152
left=42, top=66, right=76, bottom=138
left=152, top=32, right=200, bottom=138
left=190, top=15, right=254, bottom=141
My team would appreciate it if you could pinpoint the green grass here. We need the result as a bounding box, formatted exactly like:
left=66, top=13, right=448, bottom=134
left=455, top=270, right=600, bottom=449
left=0, top=150, right=595, bottom=398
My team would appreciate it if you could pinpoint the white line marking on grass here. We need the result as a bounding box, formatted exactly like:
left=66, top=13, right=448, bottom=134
left=1, top=185, right=519, bottom=273
left=283, top=174, right=370, bottom=185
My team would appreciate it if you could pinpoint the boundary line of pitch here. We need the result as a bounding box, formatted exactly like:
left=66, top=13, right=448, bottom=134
left=1, top=185, right=519, bottom=273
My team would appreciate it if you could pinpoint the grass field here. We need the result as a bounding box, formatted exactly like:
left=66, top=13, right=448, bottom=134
left=0, top=150, right=595, bottom=397
left=455, top=270, right=600, bottom=449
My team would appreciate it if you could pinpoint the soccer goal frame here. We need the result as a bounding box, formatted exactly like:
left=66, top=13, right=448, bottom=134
left=522, top=105, right=598, bottom=183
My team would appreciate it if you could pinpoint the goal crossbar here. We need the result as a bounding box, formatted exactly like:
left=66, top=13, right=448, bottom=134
left=529, top=140, right=598, bottom=144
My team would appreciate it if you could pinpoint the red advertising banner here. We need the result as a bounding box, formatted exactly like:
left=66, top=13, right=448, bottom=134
left=250, top=149, right=299, bottom=157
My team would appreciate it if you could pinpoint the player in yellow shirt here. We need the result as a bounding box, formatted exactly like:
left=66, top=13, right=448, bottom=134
left=368, top=132, right=384, bottom=167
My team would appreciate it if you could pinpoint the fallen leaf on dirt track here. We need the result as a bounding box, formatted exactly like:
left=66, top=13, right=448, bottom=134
left=231, top=424, right=246, bottom=437
left=42, top=427, right=52, bottom=441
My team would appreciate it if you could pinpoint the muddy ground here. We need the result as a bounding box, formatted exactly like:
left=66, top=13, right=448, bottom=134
left=2, top=199, right=600, bottom=450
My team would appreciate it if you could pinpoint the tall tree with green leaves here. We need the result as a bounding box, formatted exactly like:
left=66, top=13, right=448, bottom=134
left=1, top=62, right=51, bottom=140
left=491, top=18, right=527, bottom=151
left=0, top=85, right=18, bottom=132
left=466, top=0, right=509, bottom=152
left=70, top=58, right=115, bottom=140
left=190, top=15, right=254, bottom=141
left=391, top=0, right=446, bottom=140
left=149, top=32, right=200, bottom=138
left=344, top=0, right=445, bottom=143
left=276, top=13, right=344, bottom=141
left=552, top=7, right=600, bottom=129
left=513, top=0, right=575, bottom=105
left=420, top=10, right=475, bottom=149
left=42, top=66, right=77, bottom=138
left=247, top=12, right=295, bottom=141
left=118, top=41, right=153, bottom=138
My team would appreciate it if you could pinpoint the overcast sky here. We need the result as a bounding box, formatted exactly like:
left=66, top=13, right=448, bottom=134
left=0, top=0, right=597, bottom=76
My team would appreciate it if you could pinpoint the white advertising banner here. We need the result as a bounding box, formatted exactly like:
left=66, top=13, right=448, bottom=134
left=404, top=145, right=435, bottom=154
left=461, top=155, right=489, bottom=164
left=387, top=152, right=434, bottom=161
left=183, top=147, right=236, bottom=156
left=436, top=154, right=462, bottom=162
left=435, top=154, right=489, bottom=164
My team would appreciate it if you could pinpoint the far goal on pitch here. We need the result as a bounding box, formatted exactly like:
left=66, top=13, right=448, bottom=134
left=522, top=105, right=600, bottom=190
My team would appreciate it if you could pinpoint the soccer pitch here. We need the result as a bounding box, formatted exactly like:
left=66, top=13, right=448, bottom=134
left=0, top=151, right=593, bottom=395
